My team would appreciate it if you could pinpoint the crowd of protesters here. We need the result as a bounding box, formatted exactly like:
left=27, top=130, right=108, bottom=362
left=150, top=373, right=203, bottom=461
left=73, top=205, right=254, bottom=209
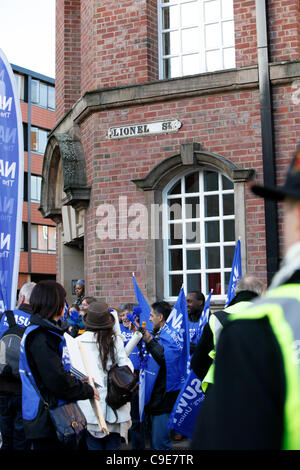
left=1, top=144, right=300, bottom=451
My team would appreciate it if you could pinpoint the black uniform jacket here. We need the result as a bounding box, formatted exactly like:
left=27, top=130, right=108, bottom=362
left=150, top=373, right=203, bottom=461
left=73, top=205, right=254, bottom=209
left=23, top=313, right=93, bottom=439
left=190, top=273, right=300, bottom=450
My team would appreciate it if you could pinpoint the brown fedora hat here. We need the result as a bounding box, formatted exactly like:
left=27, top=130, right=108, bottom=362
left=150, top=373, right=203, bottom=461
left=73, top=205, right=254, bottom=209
left=83, top=301, right=115, bottom=331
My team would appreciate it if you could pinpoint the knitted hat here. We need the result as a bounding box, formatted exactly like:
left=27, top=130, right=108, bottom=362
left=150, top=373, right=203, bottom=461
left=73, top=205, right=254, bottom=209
left=83, top=301, right=115, bottom=331
left=76, top=279, right=85, bottom=287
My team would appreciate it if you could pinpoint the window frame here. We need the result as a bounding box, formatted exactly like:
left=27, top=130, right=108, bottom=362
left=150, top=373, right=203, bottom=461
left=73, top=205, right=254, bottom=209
left=30, top=126, right=49, bottom=155
left=31, top=78, right=55, bottom=110
left=162, top=167, right=236, bottom=302
left=31, top=224, right=56, bottom=253
left=158, top=0, right=236, bottom=80
left=13, top=73, right=25, bottom=101
left=31, top=174, right=42, bottom=203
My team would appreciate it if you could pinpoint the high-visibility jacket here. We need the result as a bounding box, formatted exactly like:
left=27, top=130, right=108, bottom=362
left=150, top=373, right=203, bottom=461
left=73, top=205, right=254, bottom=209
left=228, top=284, right=300, bottom=450
left=201, top=300, right=253, bottom=392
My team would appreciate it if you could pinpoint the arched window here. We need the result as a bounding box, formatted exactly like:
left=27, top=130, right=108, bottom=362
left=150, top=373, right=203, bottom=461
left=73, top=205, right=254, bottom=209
left=132, top=144, right=254, bottom=305
left=163, top=168, right=235, bottom=300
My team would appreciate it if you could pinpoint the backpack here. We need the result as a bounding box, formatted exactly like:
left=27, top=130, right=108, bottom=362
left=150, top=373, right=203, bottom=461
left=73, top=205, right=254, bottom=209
left=106, top=363, right=138, bottom=419
left=0, top=311, right=25, bottom=379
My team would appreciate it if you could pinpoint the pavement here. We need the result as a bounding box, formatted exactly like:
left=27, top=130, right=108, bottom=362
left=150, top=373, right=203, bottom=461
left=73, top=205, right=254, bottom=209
left=121, top=433, right=191, bottom=450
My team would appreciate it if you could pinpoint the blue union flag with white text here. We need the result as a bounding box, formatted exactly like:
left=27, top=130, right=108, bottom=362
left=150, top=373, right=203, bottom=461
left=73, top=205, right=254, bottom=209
left=225, top=239, right=242, bottom=307
left=0, top=50, right=24, bottom=312
left=159, top=287, right=190, bottom=392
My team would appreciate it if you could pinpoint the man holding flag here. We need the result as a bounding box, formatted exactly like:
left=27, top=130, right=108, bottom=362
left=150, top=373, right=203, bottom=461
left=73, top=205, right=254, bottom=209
left=132, top=276, right=190, bottom=449
left=191, top=276, right=265, bottom=393
left=139, top=301, right=180, bottom=450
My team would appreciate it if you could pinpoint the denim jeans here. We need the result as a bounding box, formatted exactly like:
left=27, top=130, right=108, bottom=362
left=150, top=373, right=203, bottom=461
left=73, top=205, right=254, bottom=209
left=129, top=390, right=146, bottom=450
left=150, top=413, right=172, bottom=450
left=86, top=431, right=121, bottom=450
left=0, top=393, right=29, bottom=450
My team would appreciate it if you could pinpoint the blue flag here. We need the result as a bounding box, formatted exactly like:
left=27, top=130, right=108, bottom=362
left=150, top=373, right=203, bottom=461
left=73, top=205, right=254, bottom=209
left=168, top=369, right=206, bottom=438
left=63, top=301, right=69, bottom=321
left=159, top=286, right=190, bottom=392
left=168, top=290, right=213, bottom=436
left=195, top=289, right=213, bottom=343
left=225, top=239, right=242, bottom=307
left=132, top=274, right=158, bottom=421
left=0, top=50, right=24, bottom=312
left=132, top=273, right=151, bottom=331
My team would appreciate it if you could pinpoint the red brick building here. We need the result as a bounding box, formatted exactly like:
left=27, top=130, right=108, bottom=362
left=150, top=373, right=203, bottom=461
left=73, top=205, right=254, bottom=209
left=41, top=0, right=300, bottom=308
left=12, top=65, right=56, bottom=292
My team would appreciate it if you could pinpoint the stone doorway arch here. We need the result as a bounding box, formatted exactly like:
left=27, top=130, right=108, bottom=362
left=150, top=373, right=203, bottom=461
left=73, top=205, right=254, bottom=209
left=39, top=133, right=90, bottom=303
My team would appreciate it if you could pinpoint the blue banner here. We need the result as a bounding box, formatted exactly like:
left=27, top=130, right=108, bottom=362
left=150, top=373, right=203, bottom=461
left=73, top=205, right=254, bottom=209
left=168, top=290, right=212, bottom=437
left=225, top=239, right=242, bottom=307
left=168, top=369, right=206, bottom=438
left=120, top=322, right=140, bottom=370
left=0, top=50, right=24, bottom=312
left=132, top=273, right=151, bottom=331
left=159, top=287, right=190, bottom=392
left=132, top=274, right=158, bottom=421
left=195, top=289, right=213, bottom=343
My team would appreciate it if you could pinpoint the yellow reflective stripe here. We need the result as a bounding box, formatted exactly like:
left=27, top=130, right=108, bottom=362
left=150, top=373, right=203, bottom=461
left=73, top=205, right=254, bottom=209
left=226, top=301, right=252, bottom=315
left=202, top=363, right=215, bottom=393
left=264, top=284, right=300, bottom=302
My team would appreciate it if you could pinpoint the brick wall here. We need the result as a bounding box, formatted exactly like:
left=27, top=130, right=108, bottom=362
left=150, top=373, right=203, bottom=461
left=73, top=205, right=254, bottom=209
left=54, top=0, right=300, bottom=304
left=56, top=0, right=81, bottom=122
left=81, top=90, right=268, bottom=304
left=268, top=0, right=300, bottom=62
left=234, top=0, right=300, bottom=69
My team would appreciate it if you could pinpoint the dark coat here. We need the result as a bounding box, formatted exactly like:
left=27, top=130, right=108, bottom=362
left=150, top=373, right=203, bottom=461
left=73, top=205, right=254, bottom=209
left=23, top=313, right=93, bottom=439
left=191, top=274, right=300, bottom=450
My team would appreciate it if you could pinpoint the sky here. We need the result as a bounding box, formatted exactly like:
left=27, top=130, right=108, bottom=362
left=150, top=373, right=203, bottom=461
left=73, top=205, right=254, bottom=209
left=0, top=0, right=55, bottom=78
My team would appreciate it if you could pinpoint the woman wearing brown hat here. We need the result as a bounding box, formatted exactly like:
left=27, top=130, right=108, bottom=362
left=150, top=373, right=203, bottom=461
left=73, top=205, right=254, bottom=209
left=76, top=301, right=134, bottom=450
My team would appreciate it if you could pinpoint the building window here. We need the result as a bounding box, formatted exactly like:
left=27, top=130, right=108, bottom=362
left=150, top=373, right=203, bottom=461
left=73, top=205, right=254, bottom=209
left=21, top=223, right=28, bottom=251
left=31, top=175, right=42, bottom=203
left=31, top=127, right=48, bottom=154
left=31, top=79, right=55, bottom=110
left=163, top=169, right=235, bottom=300
left=158, top=0, right=235, bottom=79
left=31, top=224, right=56, bottom=253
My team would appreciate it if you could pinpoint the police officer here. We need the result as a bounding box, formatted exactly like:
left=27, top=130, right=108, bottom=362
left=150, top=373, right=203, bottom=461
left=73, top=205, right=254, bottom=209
left=0, top=282, right=35, bottom=450
left=190, top=275, right=265, bottom=393
left=191, top=144, right=300, bottom=450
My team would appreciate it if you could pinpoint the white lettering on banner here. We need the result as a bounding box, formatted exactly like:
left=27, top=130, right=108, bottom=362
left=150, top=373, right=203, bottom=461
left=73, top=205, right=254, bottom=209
left=0, top=95, right=12, bottom=112
left=0, top=233, right=10, bottom=251
left=0, top=160, right=16, bottom=179
left=167, top=308, right=183, bottom=331
left=0, top=126, right=16, bottom=144
left=107, top=119, right=182, bottom=139
left=175, top=377, right=203, bottom=413
left=0, top=196, right=14, bottom=214
left=0, top=271, right=8, bottom=285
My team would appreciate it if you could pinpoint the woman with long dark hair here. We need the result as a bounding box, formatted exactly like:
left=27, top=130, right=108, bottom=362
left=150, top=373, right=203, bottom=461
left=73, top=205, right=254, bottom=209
left=76, top=301, right=134, bottom=450
left=19, top=280, right=99, bottom=450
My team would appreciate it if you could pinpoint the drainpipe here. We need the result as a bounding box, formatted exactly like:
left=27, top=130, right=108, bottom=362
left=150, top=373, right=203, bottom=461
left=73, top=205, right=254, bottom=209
left=255, top=0, right=279, bottom=285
